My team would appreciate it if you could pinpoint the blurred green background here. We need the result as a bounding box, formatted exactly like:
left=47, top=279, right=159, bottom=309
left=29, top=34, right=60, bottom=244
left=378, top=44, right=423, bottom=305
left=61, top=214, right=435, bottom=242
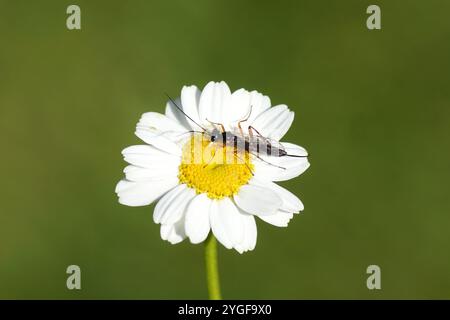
left=1, top=0, right=449, bottom=299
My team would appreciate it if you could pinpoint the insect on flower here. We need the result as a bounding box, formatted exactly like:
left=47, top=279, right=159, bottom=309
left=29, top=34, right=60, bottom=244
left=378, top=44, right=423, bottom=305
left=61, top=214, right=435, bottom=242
left=166, top=94, right=308, bottom=174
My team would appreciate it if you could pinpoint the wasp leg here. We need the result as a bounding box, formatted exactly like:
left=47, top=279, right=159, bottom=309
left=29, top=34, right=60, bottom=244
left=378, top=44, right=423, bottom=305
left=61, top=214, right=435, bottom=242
left=202, top=143, right=217, bottom=168
left=248, top=125, right=275, bottom=156
left=248, top=125, right=269, bottom=140
left=248, top=125, right=272, bottom=146
left=250, top=151, right=286, bottom=170
left=206, top=118, right=226, bottom=133
left=232, top=150, right=254, bottom=176
left=248, top=126, right=309, bottom=158
left=237, top=105, right=253, bottom=136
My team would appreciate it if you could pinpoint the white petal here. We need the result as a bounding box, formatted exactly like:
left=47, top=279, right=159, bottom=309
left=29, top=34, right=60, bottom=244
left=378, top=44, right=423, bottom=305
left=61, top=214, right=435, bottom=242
left=249, top=178, right=304, bottom=213
left=122, top=146, right=180, bottom=169
left=115, top=179, right=132, bottom=193
left=225, top=88, right=251, bottom=125
left=259, top=210, right=294, bottom=227
left=269, top=111, right=294, bottom=141
left=198, top=81, right=231, bottom=125
left=250, top=105, right=293, bottom=141
left=136, top=112, right=187, bottom=134
left=153, top=184, right=196, bottom=225
left=160, top=217, right=186, bottom=244
left=234, top=212, right=257, bottom=254
left=282, top=142, right=309, bottom=157
left=135, top=129, right=182, bottom=156
left=180, top=85, right=203, bottom=130
left=249, top=90, right=271, bottom=120
left=122, top=145, right=180, bottom=170
left=253, top=142, right=310, bottom=181
left=154, top=185, right=187, bottom=223
left=165, top=96, right=192, bottom=130
left=122, top=144, right=175, bottom=156
left=254, top=158, right=310, bottom=182
left=210, top=198, right=244, bottom=248
left=185, top=193, right=212, bottom=244
left=233, top=184, right=282, bottom=216
left=115, top=178, right=178, bottom=207
left=237, top=90, right=272, bottom=135
left=123, top=165, right=178, bottom=182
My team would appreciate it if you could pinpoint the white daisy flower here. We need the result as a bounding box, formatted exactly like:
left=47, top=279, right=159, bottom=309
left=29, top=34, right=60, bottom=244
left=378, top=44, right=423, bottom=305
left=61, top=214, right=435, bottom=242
left=115, top=81, right=310, bottom=254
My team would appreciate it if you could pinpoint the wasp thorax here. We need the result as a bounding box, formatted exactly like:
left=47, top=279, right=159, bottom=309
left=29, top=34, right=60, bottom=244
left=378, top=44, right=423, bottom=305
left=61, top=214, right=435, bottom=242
left=208, top=128, right=222, bottom=143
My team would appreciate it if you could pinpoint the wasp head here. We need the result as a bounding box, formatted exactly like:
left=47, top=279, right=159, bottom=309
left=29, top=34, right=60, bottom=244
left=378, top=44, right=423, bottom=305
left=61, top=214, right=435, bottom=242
left=208, top=128, right=222, bottom=143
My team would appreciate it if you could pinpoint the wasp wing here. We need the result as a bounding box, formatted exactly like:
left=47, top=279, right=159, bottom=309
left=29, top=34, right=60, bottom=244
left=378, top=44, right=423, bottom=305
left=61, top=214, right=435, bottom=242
left=229, top=128, right=287, bottom=157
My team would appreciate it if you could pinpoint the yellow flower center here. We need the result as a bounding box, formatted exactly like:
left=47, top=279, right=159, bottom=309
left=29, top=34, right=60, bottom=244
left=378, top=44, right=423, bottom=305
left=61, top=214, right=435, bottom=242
left=178, top=135, right=253, bottom=199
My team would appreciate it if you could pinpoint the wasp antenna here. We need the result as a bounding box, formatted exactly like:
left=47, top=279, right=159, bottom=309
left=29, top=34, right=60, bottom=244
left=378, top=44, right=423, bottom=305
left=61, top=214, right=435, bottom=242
left=165, top=93, right=207, bottom=132
left=285, top=154, right=309, bottom=158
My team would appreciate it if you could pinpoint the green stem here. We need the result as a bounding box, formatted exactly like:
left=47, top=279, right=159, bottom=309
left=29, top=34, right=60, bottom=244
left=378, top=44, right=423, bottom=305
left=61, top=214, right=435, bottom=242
left=205, top=234, right=222, bottom=300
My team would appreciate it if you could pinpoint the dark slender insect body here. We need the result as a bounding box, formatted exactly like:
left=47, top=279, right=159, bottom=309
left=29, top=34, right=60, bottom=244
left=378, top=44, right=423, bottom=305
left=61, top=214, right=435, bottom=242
left=207, top=127, right=291, bottom=158
left=165, top=94, right=308, bottom=171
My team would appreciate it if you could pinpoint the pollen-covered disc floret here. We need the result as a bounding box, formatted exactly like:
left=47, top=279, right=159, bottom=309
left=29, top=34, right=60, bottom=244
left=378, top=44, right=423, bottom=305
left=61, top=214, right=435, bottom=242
left=115, top=81, right=310, bottom=253
left=178, top=135, right=253, bottom=199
